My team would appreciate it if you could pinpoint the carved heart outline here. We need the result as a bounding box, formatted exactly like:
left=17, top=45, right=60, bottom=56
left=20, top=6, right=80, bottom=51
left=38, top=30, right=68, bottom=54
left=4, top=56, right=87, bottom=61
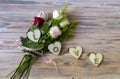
left=48, top=41, right=61, bottom=55
left=69, top=46, right=83, bottom=59
left=27, top=29, right=41, bottom=42
left=88, top=53, right=103, bottom=67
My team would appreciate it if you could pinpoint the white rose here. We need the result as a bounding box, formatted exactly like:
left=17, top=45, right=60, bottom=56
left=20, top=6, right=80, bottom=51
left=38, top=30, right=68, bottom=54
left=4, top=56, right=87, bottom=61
left=59, top=19, right=70, bottom=28
left=49, top=26, right=62, bottom=39
left=53, top=10, right=62, bottom=19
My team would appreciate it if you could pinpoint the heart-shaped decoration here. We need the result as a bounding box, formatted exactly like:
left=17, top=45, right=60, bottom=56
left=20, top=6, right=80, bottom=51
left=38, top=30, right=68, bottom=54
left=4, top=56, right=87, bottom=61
left=27, top=29, right=41, bottom=42
left=69, top=46, right=83, bottom=59
left=48, top=41, right=61, bottom=55
left=88, top=53, right=103, bottom=67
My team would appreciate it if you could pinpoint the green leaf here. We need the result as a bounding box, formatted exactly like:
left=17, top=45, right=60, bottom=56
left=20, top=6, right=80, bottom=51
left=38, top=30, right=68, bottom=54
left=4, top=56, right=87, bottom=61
left=27, top=24, right=39, bottom=33
left=69, top=21, right=78, bottom=28
left=20, top=37, right=44, bottom=50
left=51, top=19, right=60, bottom=26
left=40, top=22, right=50, bottom=34
left=58, top=29, right=72, bottom=41
left=61, top=25, right=69, bottom=33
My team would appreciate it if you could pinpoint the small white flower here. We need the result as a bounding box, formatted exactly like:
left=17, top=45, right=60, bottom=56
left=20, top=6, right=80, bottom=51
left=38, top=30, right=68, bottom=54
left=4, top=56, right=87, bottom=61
left=37, top=11, right=48, bottom=21
left=42, top=40, right=45, bottom=43
left=49, top=26, right=62, bottom=39
left=59, top=19, right=70, bottom=28
left=53, top=10, right=61, bottom=19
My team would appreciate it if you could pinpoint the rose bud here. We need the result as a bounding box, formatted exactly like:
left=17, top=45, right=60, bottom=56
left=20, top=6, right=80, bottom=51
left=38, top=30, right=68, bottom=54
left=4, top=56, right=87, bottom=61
left=49, top=26, right=62, bottom=39
left=59, top=19, right=70, bottom=28
left=53, top=10, right=62, bottom=19
left=33, top=11, right=48, bottom=26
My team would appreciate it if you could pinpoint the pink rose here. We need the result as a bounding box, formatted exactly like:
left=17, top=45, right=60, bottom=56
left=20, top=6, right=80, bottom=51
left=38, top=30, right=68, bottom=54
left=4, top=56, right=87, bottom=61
left=49, top=26, right=62, bottom=39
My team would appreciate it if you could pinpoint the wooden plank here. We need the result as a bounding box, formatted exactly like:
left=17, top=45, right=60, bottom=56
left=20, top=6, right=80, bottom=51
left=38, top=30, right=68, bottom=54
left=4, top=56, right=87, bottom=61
left=0, top=0, right=120, bottom=79
left=0, top=53, right=120, bottom=78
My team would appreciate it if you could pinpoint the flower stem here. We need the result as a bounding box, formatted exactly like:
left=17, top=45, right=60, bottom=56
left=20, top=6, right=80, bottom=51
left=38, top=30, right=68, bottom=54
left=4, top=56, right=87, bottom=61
left=10, top=55, right=36, bottom=79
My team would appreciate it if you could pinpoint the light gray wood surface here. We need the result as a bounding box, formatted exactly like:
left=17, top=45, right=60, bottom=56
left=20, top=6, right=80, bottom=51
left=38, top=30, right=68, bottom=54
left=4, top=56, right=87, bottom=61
left=0, top=0, right=120, bottom=79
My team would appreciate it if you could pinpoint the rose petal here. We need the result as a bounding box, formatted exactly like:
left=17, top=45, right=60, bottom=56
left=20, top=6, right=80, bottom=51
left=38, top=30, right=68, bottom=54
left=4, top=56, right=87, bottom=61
left=33, top=17, right=44, bottom=26
left=59, top=19, right=70, bottom=28
left=53, top=10, right=61, bottom=19
left=37, top=11, right=48, bottom=21
left=49, top=26, right=62, bottom=39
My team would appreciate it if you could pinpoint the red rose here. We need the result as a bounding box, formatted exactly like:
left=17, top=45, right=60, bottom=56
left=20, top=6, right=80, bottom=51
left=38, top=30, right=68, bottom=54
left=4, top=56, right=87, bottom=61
left=33, top=17, right=44, bottom=26
left=33, top=11, right=48, bottom=26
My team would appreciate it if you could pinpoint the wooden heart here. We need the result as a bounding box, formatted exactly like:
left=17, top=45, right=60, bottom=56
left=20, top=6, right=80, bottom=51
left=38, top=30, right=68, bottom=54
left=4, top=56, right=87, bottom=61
left=27, top=29, right=41, bottom=42
left=48, top=41, right=61, bottom=55
left=69, top=46, right=82, bottom=59
left=89, top=53, right=103, bottom=67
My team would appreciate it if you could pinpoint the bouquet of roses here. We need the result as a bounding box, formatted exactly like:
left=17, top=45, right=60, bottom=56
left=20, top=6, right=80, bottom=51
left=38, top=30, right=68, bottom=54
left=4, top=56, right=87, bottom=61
left=9, top=5, right=77, bottom=79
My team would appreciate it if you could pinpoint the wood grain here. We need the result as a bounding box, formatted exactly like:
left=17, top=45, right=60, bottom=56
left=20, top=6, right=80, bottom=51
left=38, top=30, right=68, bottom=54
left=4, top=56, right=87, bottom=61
left=0, top=0, right=120, bottom=79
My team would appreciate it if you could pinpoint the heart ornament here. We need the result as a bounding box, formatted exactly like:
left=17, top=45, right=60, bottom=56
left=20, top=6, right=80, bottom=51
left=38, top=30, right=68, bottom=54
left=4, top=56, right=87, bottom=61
left=48, top=41, right=61, bottom=55
left=27, top=29, right=41, bottom=42
left=88, top=53, right=103, bottom=67
left=69, top=46, right=83, bottom=59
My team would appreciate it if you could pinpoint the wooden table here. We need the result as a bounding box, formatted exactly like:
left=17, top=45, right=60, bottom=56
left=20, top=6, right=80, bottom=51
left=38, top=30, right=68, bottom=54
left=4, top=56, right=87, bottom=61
left=0, top=0, right=120, bottom=79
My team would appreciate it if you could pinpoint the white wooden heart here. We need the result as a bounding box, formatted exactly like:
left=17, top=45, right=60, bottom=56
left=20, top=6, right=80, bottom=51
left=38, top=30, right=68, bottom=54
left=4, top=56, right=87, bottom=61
left=27, top=29, right=41, bottom=42
left=89, top=53, right=103, bottom=67
left=69, top=46, right=82, bottom=59
left=48, top=41, right=61, bottom=55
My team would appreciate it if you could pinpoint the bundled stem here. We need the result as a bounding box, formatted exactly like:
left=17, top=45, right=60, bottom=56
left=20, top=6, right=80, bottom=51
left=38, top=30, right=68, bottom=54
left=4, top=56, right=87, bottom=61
left=10, top=54, right=36, bottom=79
